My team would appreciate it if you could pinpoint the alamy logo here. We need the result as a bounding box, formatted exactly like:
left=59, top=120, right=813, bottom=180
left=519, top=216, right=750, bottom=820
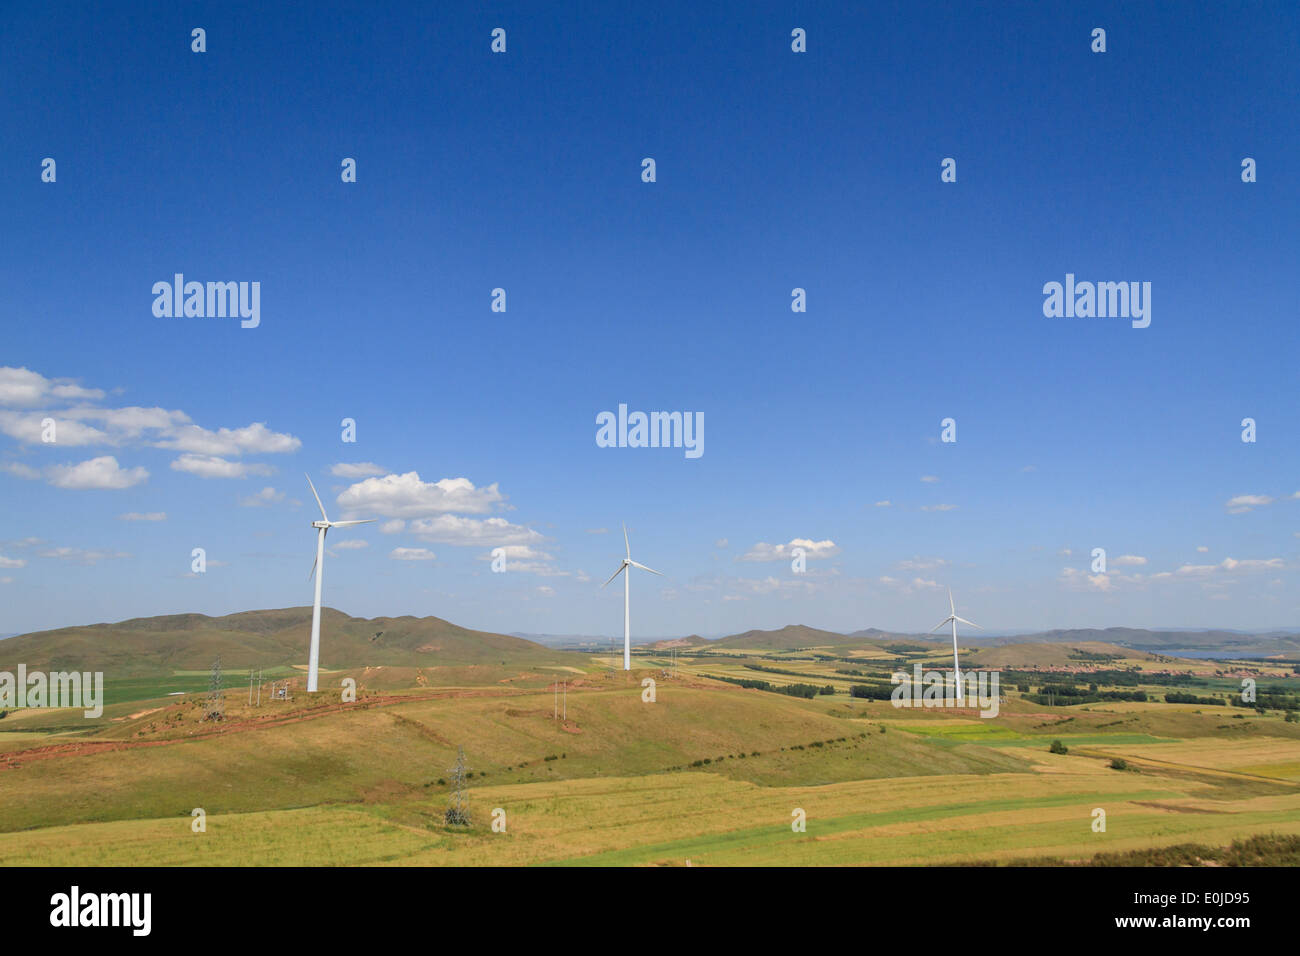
left=152, top=274, right=260, bottom=328
left=1042, top=273, right=1150, bottom=328
left=0, top=665, right=103, bottom=718
left=50, top=886, right=151, bottom=936
left=891, top=665, right=1000, bottom=718
left=596, top=403, right=703, bottom=459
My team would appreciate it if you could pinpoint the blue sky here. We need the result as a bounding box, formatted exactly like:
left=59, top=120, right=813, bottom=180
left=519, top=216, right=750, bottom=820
left=1, top=1, right=1297, bottom=638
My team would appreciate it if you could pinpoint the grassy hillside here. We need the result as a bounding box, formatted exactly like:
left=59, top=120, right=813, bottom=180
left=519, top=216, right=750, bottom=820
left=0, top=677, right=1030, bottom=834
left=0, top=607, right=581, bottom=676
left=1, top=612, right=1296, bottom=867
left=1, top=677, right=1296, bottom=865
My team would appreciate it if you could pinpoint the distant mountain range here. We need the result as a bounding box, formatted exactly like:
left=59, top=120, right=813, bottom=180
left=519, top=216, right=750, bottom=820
left=650, top=624, right=1300, bottom=659
left=4, top=611, right=1297, bottom=676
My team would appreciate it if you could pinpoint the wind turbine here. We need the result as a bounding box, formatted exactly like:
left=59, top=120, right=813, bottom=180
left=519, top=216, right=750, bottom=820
left=304, top=474, right=375, bottom=692
left=930, top=588, right=981, bottom=703
left=601, top=523, right=663, bottom=671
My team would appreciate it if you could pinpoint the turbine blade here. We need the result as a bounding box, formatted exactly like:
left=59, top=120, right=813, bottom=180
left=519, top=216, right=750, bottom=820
left=954, top=616, right=982, bottom=629
left=929, top=617, right=954, bottom=633
left=948, top=587, right=955, bottom=616
left=622, top=522, right=630, bottom=559
left=306, top=474, right=329, bottom=522
left=601, top=564, right=627, bottom=588
left=309, top=553, right=318, bottom=581
left=629, top=560, right=663, bottom=576
left=329, top=519, right=375, bottom=527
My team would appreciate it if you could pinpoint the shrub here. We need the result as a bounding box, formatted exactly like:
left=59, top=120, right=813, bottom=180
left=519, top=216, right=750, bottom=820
left=444, top=807, right=470, bottom=827
left=1109, top=758, right=1128, bottom=770
left=1049, top=739, right=1069, bottom=754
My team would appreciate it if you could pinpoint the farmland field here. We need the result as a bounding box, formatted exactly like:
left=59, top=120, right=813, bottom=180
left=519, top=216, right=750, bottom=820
left=1, top=643, right=1297, bottom=866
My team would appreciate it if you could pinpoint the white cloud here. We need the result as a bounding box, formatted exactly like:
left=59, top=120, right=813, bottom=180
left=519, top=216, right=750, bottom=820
left=0, top=370, right=298, bottom=494
left=156, top=421, right=300, bottom=457
left=1196, top=545, right=1209, bottom=553
left=331, top=539, right=369, bottom=550
left=920, top=503, right=957, bottom=512
left=714, top=538, right=729, bottom=549
left=170, top=454, right=275, bottom=479
left=585, top=527, right=609, bottom=535
left=390, top=547, right=436, bottom=561
left=0, top=367, right=104, bottom=407
left=4, top=455, right=150, bottom=490
left=1174, top=557, right=1284, bottom=577
left=897, top=556, right=948, bottom=571
left=409, top=514, right=544, bottom=547
left=480, top=545, right=568, bottom=576
left=738, top=538, right=839, bottom=563
left=1226, top=494, right=1274, bottom=514
left=1059, top=567, right=1122, bottom=592
left=1112, top=555, right=1147, bottom=567
left=37, top=546, right=131, bottom=565
left=920, top=475, right=939, bottom=483
left=336, top=472, right=505, bottom=518
left=46, top=456, right=148, bottom=490
left=874, top=500, right=891, bottom=508
left=732, top=575, right=794, bottom=595
left=877, top=575, right=942, bottom=594
left=536, top=585, right=555, bottom=596
left=0, top=555, right=26, bottom=568
left=118, top=512, right=167, bottom=521
left=0, top=461, right=40, bottom=479
left=239, top=486, right=285, bottom=507
left=330, top=462, right=388, bottom=479
left=379, top=519, right=406, bottom=534
left=0, top=411, right=112, bottom=446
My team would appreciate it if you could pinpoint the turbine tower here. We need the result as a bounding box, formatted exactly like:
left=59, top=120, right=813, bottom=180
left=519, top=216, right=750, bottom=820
left=601, top=523, right=663, bottom=671
left=305, top=474, right=374, bottom=692
left=930, top=588, right=981, bottom=703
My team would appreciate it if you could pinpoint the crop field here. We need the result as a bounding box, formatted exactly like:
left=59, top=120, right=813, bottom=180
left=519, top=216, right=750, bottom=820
left=0, top=646, right=1297, bottom=866
left=2, top=756, right=1297, bottom=867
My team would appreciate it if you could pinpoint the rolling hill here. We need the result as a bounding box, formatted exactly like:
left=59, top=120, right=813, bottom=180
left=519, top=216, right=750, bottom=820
left=963, top=641, right=1158, bottom=669
left=984, top=628, right=1300, bottom=657
left=712, top=624, right=851, bottom=651
left=0, top=607, right=578, bottom=675
left=668, top=624, right=1300, bottom=659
